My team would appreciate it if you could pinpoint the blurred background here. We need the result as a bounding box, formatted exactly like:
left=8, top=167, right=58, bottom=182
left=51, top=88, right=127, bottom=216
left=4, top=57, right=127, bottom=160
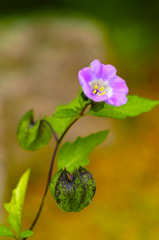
left=0, top=0, right=159, bottom=239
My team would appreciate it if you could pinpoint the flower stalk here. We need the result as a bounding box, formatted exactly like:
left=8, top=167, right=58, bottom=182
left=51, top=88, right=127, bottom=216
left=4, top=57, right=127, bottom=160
left=22, top=103, right=89, bottom=240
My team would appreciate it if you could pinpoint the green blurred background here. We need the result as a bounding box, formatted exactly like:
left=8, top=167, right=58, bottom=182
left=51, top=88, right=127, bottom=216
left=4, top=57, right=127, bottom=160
left=0, top=1, right=159, bottom=239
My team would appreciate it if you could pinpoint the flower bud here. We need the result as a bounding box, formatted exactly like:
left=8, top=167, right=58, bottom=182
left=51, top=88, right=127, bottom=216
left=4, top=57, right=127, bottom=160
left=50, top=166, right=96, bottom=212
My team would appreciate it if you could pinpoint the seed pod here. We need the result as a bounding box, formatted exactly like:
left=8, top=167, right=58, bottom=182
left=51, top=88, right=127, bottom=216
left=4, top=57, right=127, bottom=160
left=50, top=166, right=96, bottom=212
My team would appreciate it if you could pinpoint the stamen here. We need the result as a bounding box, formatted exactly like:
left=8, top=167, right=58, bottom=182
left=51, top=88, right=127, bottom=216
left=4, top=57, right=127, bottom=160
left=94, top=85, right=98, bottom=90
left=100, top=87, right=104, bottom=92
left=97, top=92, right=105, bottom=96
left=93, top=89, right=97, bottom=94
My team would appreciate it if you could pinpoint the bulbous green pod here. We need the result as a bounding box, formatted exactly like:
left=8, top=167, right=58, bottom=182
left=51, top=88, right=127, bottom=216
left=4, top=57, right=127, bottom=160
left=50, top=166, right=96, bottom=212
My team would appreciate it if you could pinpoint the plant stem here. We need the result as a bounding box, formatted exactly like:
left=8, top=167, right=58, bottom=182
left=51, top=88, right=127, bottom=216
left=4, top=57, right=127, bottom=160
left=41, top=119, right=58, bottom=141
left=27, top=142, right=59, bottom=233
left=23, top=103, right=89, bottom=240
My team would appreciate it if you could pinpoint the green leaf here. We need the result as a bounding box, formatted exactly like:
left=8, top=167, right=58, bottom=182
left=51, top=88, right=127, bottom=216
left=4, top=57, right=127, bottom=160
left=45, top=93, right=87, bottom=137
left=80, top=90, right=88, bottom=102
left=0, top=225, right=15, bottom=238
left=57, top=130, right=109, bottom=172
left=17, top=110, right=52, bottom=151
left=90, top=101, right=105, bottom=112
left=4, top=169, right=30, bottom=235
left=88, top=95, right=159, bottom=119
left=53, top=109, right=79, bottom=118
left=20, top=230, right=33, bottom=238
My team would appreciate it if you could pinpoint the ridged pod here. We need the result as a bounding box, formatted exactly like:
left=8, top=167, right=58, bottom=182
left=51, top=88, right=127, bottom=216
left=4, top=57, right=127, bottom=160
left=50, top=166, right=96, bottom=212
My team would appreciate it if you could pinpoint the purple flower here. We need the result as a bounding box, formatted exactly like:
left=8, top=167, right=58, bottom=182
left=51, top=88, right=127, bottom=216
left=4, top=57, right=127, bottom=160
left=78, top=59, right=129, bottom=106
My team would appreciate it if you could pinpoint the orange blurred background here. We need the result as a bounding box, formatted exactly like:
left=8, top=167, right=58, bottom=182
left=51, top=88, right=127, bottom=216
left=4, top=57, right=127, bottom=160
left=0, top=5, right=159, bottom=240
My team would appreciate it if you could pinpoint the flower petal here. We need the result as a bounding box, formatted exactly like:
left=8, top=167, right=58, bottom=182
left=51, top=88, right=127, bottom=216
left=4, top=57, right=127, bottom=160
left=106, top=75, right=129, bottom=106
left=82, top=82, right=93, bottom=99
left=109, top=75, right=129, bottom=95
left=78, top=67, right=94, bottom=85
left=90, top=94, right=108, bottom=102
left=105, top=94, right=128, bottom=106
left=102, top=64, right=117, bottom=80
left=90, top=59, right=103, bottom=79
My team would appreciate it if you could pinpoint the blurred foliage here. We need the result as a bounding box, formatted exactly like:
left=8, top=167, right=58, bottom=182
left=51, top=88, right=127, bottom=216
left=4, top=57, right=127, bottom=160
left=0, top=0, right=159, bottom=24
left=0, top=0, right=158, bottom=83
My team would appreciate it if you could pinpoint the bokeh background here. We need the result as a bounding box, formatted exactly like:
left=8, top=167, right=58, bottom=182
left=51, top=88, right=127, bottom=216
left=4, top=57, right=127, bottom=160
left=0, top=1, right=159, bottom=239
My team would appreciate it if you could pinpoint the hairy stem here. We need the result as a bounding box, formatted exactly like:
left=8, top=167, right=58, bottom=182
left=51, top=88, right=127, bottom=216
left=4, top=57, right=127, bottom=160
left=23, top=103, right=89, bottom=240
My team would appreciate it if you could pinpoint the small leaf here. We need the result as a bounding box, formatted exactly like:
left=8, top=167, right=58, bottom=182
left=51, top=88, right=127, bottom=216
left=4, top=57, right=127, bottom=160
left=17, top=110, right=52, bottom=151
left=57, top=130, right=109, bottom=172
left=80, top=90, right=88, bottom=102
left=53, top=109, right=79, bottom=118
left=45, top=93, right=87, bottom=137
left=20, top=230, right=33, bottom=238
left=90, top=101, right=105, bottom=112
left=4, top=169, right=30, bottom=235
left=0, top=225, right=15, bottom=237
left=88, top=95, right=159, bottom=119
